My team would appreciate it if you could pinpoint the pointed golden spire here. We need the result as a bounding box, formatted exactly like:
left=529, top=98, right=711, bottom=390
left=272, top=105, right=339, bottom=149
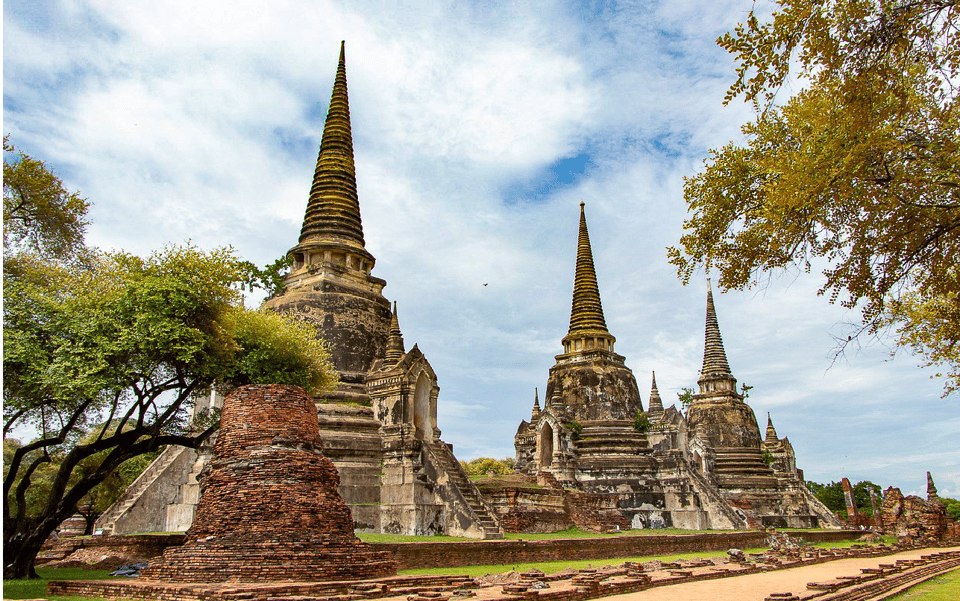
left=561, top=203, right=615, bottom=354
left=648, top=371, right=663, bottom=418
left=299, top=41, right=365, bottom=248
left=701, top=286, right=733, bottom=377
left=384, top=301, right=405, bottom=363
left=568, top=202, right=608, bottom=333
left=697, top=285, right=739, bottom=396
left=765, top=412, right=779, bottom=443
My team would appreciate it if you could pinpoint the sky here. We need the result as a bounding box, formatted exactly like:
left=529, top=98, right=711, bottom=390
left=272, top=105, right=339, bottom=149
left=4, top=0, right=957, bottom=500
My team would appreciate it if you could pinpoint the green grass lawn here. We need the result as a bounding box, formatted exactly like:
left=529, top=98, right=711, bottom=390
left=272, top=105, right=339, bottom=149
left=398, top=547, right=770, bottom=577
left=357, top=526, right=725, bottom=543
left=886, top=567, right=960, bottom=600
left=2, top=567, right=119, bottom=601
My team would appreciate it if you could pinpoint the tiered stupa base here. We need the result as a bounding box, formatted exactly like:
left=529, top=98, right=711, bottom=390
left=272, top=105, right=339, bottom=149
left=140, top=384, right=397, bottom=583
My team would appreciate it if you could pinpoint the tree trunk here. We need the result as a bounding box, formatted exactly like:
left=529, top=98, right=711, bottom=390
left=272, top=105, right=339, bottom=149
left=3, top=516, right=60, bottom=579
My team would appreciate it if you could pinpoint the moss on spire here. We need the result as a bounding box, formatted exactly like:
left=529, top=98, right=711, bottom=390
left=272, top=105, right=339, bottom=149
left=567, top=202, right=609, bottom=334
left=299, top=41, right=365, bottom=248
left=701, top=287, right=733, bottom=377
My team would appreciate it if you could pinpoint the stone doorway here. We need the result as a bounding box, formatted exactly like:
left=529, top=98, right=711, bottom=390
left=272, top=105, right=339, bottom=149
left=413, top=371, right=432, bottom=440
left=538, top=423, right=554, bottom=468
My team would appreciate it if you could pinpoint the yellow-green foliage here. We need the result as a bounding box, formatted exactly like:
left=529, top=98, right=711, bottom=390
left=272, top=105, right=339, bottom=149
left=669, top=0, right=960, bottom=396
left=3, top=137, right=90, bottom=261
left=459, top=457, right=516, bottom=477
left=225, top=308, right=337, bottom=395
left=4, top=243, right=337, bottom=577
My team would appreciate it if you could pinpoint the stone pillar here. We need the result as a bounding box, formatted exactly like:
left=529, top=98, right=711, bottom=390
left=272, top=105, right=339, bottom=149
left=870, top=488, right=882, bottom=531
left=841, top=477, right=859, bottom=526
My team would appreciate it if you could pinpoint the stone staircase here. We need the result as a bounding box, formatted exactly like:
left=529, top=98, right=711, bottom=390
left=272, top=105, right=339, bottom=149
left=94, top=445, right=192, bottom=535
left=677, top=455, right=748, bottom=529
left=315, top=403, right=384, bottom=532
left=427, top=440, right=504, bottom=539
left=712, top=446, right=778, bottom=489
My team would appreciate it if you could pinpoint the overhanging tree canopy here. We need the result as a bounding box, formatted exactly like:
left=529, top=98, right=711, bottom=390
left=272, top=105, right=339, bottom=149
left=668, top=0, right=959, bottom=395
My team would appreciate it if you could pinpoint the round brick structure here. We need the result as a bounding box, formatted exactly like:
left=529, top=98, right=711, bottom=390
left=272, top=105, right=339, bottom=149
left=140, top=384, right=397, bottom=582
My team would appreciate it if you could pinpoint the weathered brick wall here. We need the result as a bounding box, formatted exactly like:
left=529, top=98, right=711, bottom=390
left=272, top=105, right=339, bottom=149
left=881, top=487, right=948, bottom=542
left=140, top=384, right=397, bottom=582
left=371, top=529, right=860, bottom=569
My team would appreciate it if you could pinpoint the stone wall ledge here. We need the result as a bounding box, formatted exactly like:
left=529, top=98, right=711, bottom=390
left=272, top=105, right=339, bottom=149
left=373, top=529, right=863, bottom=570
left=42, top=529, right=865, bottom=571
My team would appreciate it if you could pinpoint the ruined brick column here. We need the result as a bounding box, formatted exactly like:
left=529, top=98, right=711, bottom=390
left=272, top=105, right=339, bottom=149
left=140, top=384, right=397, bottom=582
left=841, top=478, right=860, bottom=526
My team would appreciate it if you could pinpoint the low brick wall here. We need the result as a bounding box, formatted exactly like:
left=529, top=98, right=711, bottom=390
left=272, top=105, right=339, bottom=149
left=42, top=529, right=860, bottom=572
left=39, top=533, right=187, bottom=565
left=371, top=530, right=861, bottom=570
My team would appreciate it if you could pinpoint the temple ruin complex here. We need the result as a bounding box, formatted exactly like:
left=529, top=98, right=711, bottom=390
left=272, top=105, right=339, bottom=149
left=512, top=204, right=841, bottom=530
left=99, top=43, right=841, bottom=538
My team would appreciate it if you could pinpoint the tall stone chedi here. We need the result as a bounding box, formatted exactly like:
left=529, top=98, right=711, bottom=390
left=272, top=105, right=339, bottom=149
left=510, top=209, right=842, bottom=531
left=264, top=41, right=391, bottom=404
left=97, top=42, right=502, bottom=540
left=515, top=203, right=665, bottom=528
left=684, top=288, right=835, bottom=527
left=685, top=287, right=774, bottom=483
left=140, top=385, right=397, bottom=582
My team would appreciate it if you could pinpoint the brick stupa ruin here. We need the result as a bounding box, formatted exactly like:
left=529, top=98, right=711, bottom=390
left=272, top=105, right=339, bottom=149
left=140, top=384, right=397, bottom=582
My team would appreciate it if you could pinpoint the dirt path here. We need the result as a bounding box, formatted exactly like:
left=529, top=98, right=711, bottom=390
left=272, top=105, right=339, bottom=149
left=603, top=546, right=960, bottom=601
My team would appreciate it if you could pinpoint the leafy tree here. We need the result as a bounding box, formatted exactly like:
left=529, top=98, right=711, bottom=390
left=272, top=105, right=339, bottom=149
left=941, top=497, right=960, bottom=521
left=850, top=480, right=883, bottom=518
left=3, top=245, right=337, bottom=579
left=3, top=137, right=89, bottom=262
left=238, top=254, right=293, bottom=298
left=677, top=387, right=695, bottom=409
left=459, top=457, right=516, bottom=477
left=634, top=410, right=651, bottom=433
left=806, top=480, right=846, bottom=513
left=806, top=480, right=882, bottom=518
left=668, top=0, right=960, bottom=396
left=565, top=421, right=584, bottom=441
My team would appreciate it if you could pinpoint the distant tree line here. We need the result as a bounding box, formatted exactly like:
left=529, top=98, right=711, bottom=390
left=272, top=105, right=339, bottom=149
left=806, top=480, right=882, bottom=518
left=807, top=479, right=960, bottom=522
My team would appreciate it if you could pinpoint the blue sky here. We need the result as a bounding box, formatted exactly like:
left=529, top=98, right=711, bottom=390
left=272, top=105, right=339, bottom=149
left=4, top=0, right=957, bottom=500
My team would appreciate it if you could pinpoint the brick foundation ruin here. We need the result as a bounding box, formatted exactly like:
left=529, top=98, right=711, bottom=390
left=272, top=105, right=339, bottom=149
left=140, top=384, right=397, bottom=582
left=880, top=474, right=951, bottom=544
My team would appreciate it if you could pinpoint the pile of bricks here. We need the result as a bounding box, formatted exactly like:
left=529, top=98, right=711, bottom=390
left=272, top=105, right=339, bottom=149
left=139, top=384, right=397, bottom=583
